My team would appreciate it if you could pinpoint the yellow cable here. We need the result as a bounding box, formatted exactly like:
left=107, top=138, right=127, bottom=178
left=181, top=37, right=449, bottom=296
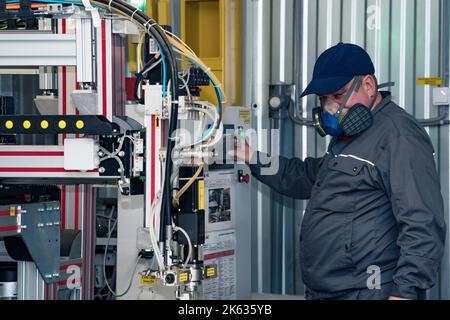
left=172, top=163, right=205, bottom=209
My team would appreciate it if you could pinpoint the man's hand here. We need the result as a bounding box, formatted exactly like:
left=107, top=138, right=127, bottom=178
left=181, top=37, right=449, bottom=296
left=228, top=135, right=254, bottom=164
left=388, top=296, right=410, bottom=300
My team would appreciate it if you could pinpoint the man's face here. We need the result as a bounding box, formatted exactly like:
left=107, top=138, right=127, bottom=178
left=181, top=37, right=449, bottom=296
left=319, top=76, right=375, bottom=116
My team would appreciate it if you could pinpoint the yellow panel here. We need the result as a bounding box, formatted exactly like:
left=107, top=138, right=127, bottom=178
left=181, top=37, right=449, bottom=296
left=146, top=0, right=157, bottom=18
left=200, top=57, right=223, bottom=71
left=181, top=0, right=242, bottom=106
left=157, top=0, right=171, bottom=25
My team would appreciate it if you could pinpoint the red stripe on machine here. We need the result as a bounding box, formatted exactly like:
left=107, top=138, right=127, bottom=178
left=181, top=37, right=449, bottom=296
left=151, top=115, right=156, bottom=227
left=151, top=115, right=156, bottom=202
left=90, top=187, right=95, bottom=299
left=0, top=211, right=11, bottom=216
left=204, top=250, right=235, bottom=261
left=0, top=225, right=20, bottom=232
left=75, top=66, right=80, bottom=138
left=62, top=64, right=67, bottom=144
left=112, top=34, right=117, bottom=116
left=120, top=37, right=124, bottom=116
left=60, top=262, right=82, bottom=271
left=45, top=283, right=49, bottom=300
left=61, top=185, right=66, bottom=230
left=101, top=20, right=107, bottom=117
left=75, top=185, right=80, bottom=230
left=82, top=186, right=88, bottom=299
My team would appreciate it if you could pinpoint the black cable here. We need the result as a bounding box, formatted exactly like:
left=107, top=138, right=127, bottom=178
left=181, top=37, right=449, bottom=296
left=96, top=0, right=180, bottom=242
left=287, top=98, right=314, bottom=127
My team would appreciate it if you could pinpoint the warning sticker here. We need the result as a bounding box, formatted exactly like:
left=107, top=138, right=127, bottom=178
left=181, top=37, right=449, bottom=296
left=179, top=272, right=189, bottom=283
left=198, top=180, right=205, bottom=210
left=239, top=110, right=251, bottom=124
left=417, top=78, right=443, bottom=86
left=140, top=276, right=157, bottom=285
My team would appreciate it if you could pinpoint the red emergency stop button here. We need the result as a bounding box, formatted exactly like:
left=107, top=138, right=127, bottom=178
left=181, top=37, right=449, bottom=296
left=238, top=170, right=250, bottom=184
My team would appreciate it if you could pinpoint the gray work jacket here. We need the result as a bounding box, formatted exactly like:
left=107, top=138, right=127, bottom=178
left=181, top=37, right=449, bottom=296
left=249, top=92, right=446, bottom=300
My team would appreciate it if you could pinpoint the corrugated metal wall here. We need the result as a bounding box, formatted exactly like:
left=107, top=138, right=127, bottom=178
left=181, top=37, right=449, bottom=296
left=245, top=0, right=450, bottom=299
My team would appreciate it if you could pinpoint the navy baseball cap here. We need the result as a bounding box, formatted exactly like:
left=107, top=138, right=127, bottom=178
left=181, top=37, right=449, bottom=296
left=300, top=43, right=375, bottom=97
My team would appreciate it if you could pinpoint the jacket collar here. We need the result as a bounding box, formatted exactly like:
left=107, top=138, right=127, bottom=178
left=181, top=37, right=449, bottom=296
left=372, top=91, right=392, bottom=116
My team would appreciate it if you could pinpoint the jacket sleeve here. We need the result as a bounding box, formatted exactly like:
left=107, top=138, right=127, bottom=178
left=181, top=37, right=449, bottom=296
left=248, top=151, right=323, bottom=200
left=386, top=134, right=446, bottom=300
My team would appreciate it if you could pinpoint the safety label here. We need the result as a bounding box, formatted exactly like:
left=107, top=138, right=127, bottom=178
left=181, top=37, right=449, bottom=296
left=239, top=110, right=251, bottom=124
left=202, top=230, right=236, bottom=300
left=417, top=77, right=443, bottom=86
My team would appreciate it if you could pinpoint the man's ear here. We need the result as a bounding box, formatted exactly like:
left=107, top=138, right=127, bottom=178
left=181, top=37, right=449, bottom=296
left=364, top=75, right=377, bottom=98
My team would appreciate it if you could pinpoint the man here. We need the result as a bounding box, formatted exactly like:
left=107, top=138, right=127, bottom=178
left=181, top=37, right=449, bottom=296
left=236, top=43, right=446, bottom=300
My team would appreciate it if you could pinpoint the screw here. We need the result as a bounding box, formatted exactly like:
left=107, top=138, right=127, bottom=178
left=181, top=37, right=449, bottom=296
left=98, top=151, right=105, bottom=157
left=118, top=151, right=125, bottom=157
left=99, top=167, right=106, bottom=174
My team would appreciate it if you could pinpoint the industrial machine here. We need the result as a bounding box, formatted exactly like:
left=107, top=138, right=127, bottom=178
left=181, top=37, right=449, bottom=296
left=0, top=0, right=251, bottom=300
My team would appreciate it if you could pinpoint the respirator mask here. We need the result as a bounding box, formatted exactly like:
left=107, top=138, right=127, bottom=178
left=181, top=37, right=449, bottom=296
left=312, top=76, right=377, bottom=138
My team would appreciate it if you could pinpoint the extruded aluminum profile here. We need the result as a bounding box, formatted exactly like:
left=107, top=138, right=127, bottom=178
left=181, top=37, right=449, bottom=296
left=0, top=33, right=77, bottom=66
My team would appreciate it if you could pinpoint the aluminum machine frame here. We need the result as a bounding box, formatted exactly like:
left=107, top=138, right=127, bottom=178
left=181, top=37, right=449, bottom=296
left=0, top=0, right=239, bottom=300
